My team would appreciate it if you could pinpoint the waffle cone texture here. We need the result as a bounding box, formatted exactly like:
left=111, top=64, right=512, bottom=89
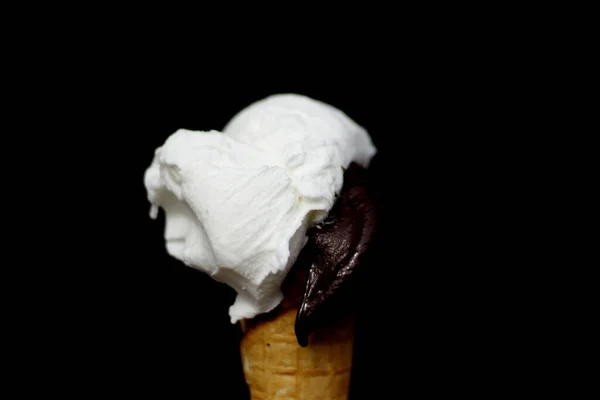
left=240, top=301, right=355, bottom=400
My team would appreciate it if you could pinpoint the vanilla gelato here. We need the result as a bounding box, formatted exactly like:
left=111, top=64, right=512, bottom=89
left=144, top=94, right=376, bottom=322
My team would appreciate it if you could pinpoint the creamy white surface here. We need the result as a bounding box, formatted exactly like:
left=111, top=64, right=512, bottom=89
left=144, top=94, right=376, bottom=322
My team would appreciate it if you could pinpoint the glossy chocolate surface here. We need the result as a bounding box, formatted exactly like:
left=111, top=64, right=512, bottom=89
left=293, top=163, right=377, bottom=346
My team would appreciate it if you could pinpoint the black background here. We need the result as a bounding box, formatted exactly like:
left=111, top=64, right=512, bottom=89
left=19, top=58, right=505, bottom=397
left=4, top=12, right=553, bottom=396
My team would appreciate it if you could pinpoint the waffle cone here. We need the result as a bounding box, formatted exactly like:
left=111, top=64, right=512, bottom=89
left=240, top=302, right=355, bottom=400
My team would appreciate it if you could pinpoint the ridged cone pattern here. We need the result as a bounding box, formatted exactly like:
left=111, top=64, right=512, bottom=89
left=240, top=308, right=355, bottom=400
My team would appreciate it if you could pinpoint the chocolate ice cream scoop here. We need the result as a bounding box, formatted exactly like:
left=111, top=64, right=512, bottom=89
left=293, top=163, right=377, bottom=346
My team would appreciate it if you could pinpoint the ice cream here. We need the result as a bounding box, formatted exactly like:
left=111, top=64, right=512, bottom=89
left=144, top=94, right=376, bottom=324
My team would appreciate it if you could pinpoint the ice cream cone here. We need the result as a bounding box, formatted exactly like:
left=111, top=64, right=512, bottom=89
left=240, top=295, right=356, bottom=400
left=143, top=94, right=375, bottom=399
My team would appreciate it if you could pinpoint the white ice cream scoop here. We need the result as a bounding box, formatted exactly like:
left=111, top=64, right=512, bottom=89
left=144, top=94, right=376, bottom=322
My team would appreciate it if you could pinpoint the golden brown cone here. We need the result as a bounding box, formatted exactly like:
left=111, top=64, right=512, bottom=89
left=240, top=296, right=356, bottom=399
